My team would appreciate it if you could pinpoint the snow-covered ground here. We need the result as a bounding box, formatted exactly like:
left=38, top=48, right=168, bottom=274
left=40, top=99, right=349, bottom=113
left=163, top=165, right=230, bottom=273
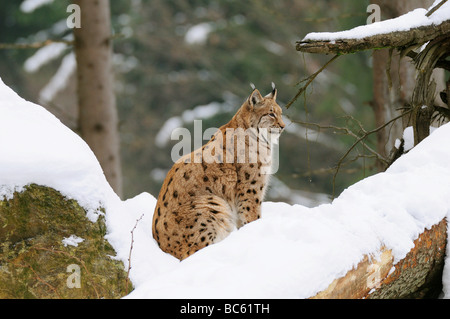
left=1, top=77, right=450, bottom=298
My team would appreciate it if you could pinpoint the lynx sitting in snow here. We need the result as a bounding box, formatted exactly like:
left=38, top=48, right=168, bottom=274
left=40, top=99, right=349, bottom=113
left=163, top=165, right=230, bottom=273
left=152, top=85, right=285, bottom=260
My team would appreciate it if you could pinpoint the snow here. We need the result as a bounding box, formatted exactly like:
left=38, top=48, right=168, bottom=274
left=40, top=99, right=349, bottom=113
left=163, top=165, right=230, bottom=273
left=20, top=0, right=54, bottom=13
left=302, top=1, right=450, bottom=42
left=1, top=76, right=450, bottom=298
left=184, top=22, right=214, bottom=45
left=39, top=53, right=76, bottom=104
left=0, top=76, right=107, bottom=222
left=403, top=126, right=415, bottom=152
left=402, top=126, right=439, bottom=152
left=62, top=235, right=84, bottom=247
left=24, top=42, right=68, bottom=73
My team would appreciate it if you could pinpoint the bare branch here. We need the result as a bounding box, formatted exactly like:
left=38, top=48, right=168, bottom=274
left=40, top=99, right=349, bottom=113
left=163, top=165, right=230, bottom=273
left=0, top=34, right=123, bottom=50
left=331, top=109, right=413, bottom=197
left=285, top=55, right=340, bottom=109
left=291, top=118, right=387, bottom=165
left=0, top=39, right=73, bottom=50
left=291, top=109, right=413, bottom=198
left=126, top=214, right=144, bottom=294
left=426, top=0, right=448, bottom=17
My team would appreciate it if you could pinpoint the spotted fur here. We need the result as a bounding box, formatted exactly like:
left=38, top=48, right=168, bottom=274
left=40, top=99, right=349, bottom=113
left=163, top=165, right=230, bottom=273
left=152, top=87, right=285, bottom=260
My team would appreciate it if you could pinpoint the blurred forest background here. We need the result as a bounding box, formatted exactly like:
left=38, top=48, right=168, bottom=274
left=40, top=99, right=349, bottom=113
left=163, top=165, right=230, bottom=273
left=0, top=0, right=382, bottom=206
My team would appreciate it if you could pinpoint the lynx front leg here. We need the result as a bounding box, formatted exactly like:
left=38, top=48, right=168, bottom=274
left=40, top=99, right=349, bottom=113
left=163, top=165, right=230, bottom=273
left=235, top=183, right=264, bottom=228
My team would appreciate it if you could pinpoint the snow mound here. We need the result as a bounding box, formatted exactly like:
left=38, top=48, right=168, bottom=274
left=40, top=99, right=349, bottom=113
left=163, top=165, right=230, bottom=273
left=1, top=77, right=450, bottom=298
left=0, top=77, right=114, bottom=221
left=126, top=123, right=450, bottom=297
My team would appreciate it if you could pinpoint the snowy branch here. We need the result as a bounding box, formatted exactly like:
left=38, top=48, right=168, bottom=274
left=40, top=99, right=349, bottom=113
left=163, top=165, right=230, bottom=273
left=296, top=19, right=450, bottom=55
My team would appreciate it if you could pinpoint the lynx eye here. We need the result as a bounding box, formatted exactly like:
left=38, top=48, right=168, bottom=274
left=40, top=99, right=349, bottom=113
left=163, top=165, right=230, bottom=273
left=268, top=113, right=276, bottom=118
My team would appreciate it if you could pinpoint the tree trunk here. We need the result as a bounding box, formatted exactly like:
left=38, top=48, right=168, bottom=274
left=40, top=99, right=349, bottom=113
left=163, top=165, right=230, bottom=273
left=73, top=0, right=122, bottom=197
left=370, top=0, right=435, bottom=165
left=411, top=37, right=450, bottom=145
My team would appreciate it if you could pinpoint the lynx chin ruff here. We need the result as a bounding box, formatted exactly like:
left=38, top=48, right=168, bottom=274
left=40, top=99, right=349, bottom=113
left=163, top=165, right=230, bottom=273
left=152, top=85, right=285, bottom=260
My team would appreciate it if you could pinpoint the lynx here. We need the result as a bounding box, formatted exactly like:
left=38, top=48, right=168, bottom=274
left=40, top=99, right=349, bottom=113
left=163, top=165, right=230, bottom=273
left=152, top=85, right=285, bottom=260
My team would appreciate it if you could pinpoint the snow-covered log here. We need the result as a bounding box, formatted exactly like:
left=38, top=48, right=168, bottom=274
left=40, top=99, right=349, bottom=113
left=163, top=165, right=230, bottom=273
left=296, top=4, right=450, bottom=55
left=297, top=19, right=450, bottom=55
left=313, top=219, right=447, bottom=299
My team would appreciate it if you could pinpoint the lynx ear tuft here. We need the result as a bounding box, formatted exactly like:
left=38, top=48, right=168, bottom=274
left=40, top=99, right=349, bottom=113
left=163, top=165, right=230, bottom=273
left=250, top=83, right=256, bottom=90
left=271, top=88, right=277, bottom=101
left=265, top=82, right=277, bottom=101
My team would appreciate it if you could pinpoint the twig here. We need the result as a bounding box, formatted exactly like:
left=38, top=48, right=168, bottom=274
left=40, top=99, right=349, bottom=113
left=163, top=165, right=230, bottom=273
left=0, top=33, right=124, bottom=50
left=426, top=0, right=448, bottom=17
left=0, top=39, right=73, bottom=50
left=331, top=109, right=413, bottom=197
left=285, top=54, right=340, bottom=109
left=291, top=164, right=376, bottom=178
left=290, top=109, right=412, bottom=198
left=435, top=106, right=450, bottom=119
left=126, top=213, right=144, bottom=294
left=290, top=118, right=387, bottom=165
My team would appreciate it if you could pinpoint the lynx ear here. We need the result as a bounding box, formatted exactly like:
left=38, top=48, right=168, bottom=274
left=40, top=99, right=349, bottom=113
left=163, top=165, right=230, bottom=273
left=248, top=89, right=264, bottom=108
left=265, top=82, right=277, bottom=101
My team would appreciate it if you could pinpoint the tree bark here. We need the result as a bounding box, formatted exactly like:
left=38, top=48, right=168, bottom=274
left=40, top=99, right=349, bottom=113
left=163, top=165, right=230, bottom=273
left=73, top=0, right=122, bottom=197
left=411, top=36, right=450, bottom=145
left=371, top=0, right=434, bottom=162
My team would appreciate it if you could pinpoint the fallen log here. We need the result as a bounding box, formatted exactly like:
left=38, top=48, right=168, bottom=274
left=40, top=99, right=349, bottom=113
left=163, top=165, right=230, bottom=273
left=312, top=219, right=447, bottom=299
